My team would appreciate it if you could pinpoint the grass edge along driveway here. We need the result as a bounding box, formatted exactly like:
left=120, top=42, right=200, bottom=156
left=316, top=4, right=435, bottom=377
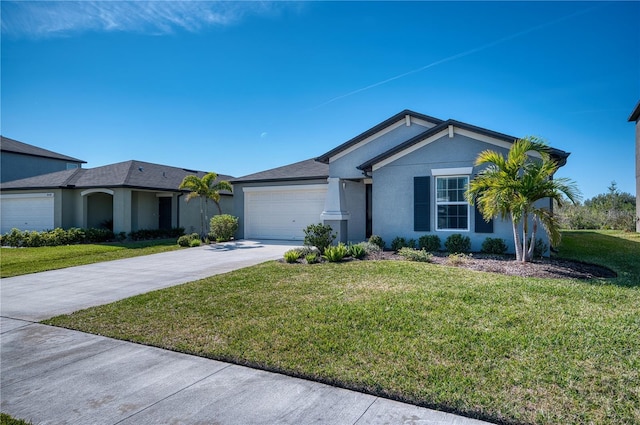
left=45, top=231, right=640, bottom=425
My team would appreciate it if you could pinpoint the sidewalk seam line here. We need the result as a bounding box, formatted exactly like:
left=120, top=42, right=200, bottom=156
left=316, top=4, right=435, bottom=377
left=112, top=364, right=233, bottom=425
left=352, top=397, right=378, bottom=425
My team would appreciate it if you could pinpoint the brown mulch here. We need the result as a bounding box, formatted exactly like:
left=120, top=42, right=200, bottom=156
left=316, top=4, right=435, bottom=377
left=367, top=251, right=616, bottom=280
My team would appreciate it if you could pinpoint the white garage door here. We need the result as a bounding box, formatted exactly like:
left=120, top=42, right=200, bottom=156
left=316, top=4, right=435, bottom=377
left=1, top=193, right=55, bottom=234
left=244, top=185, right=327, bottom=240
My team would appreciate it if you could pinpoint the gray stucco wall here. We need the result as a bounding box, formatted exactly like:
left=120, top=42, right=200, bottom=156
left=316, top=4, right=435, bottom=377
left=371, top=134, right=549, bottom=253
left=343, top=180, right=366, bottom=242
left=329, top=122, right=430, bottom=179
left=1, top=152, right=82, bottom=183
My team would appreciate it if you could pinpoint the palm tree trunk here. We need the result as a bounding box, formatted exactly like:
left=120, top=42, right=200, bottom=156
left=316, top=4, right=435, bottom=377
left=511, top=213, right=523, bottom=261
left=526, top=216, right=538, bottom=261
left=521, top=212, right=529, bottom=263
left=215, top=201, right=222, bottom=216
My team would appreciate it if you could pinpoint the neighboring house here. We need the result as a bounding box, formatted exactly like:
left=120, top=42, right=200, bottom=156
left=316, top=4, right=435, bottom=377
left=1, top=136, right=86, bottom=183
left=232, top=110, right=570, bottom=253
left=0, top=160, right=233, bottom=235
left=629, top=101, right=640, bottom=232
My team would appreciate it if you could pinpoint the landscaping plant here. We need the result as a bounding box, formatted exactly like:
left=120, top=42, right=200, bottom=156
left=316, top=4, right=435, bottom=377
left=418, top=234, right=441, bottom=252
left=323, top=243, right=348, bottom=262
left=209, top=214, right=238, bottom=242
left=397, top=247, right=433, bottom=262
left=367, top=235, right=385, bottom=249
left=284, top=250, right=301, bottom=263
left=303, top=223, right=336, bottom=254
left=444, top=233, right=471, bottom=253
left=480, top=237, right=507, bottom=255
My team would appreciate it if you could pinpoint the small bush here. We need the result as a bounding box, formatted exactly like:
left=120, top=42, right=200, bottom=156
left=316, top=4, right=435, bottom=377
left=209, top=214, right=239, bottom=242
left=445, top=233, right=471, bottom=253
left=418, top=235, right=441, bottom=252
left=178, top=233, right=200, bottom=247
left=357, top=241, right=381, bottom=255
left=390, top=237, right=407, bottom=252
left=447, top=252, right=472, bottom=266
left=305, top=253, right=320, bottom=264
left=368, top=235, right=385, bottom=249
left=481, top=237, right=508, bottom=255
left=303, top=223, right=336, bottom=254
left=533, top=238, right=548, bottom=259
left=397, top=247, right=433, bottom=262
left=284, top=249, right=301, bottom=263
left=347, top=243, right=366, bottom=259
left=189, top=238, right=202, bottom=247
left=323, top=243, right=348, bottom=262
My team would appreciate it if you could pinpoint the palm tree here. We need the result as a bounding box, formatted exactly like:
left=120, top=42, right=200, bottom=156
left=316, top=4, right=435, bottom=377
left=466, top=136, right=581, bottom=262
left=179, top=172, right=233, bottom=237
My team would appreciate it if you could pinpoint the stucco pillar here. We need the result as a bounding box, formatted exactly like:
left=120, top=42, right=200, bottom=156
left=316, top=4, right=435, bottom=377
left=113, top=188, right=132, bottom=235
left=321, top=177, right=350, bottom=243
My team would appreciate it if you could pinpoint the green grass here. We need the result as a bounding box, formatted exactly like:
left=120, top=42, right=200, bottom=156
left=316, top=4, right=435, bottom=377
left=0, top=239, right=183, bottom=278
left=44, top=230, right=640, bottom=424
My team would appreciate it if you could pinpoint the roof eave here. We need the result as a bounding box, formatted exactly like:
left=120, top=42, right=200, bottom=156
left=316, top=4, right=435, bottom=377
left=628, top=101, right=640, bottom=122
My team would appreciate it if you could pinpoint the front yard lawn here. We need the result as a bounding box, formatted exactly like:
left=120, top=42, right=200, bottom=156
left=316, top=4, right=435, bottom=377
left=45, top=231, right=640, bottom=424
left=0, top=239, right=183, bottom=278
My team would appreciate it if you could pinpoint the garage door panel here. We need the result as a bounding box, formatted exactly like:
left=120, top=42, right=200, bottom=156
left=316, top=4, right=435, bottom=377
left=1, top=193, right=55, bottom=233
left=244, top=186, right=326, bottom=240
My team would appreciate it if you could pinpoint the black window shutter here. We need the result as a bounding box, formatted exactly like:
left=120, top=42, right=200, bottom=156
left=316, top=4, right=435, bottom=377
left=474, top=205, right=493, bottom=233
left=414, top=176, right=430, bottom=231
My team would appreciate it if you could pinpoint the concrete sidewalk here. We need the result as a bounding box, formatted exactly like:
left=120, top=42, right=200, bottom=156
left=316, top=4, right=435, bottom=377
left=1, top=241, right=493, bottom=424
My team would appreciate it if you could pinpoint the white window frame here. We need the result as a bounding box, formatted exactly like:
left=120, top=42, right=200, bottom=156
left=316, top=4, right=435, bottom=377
left=435, top=174, right=470, bottom=231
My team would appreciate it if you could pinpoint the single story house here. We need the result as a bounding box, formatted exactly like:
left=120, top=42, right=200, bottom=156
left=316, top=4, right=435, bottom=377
left=628, top=101, right=640, bottom=232
left=232, top=110, right=570, bottom=252
left=0, top=159, right=233, bottom=235
left=1, top=136, right=86, bottom=183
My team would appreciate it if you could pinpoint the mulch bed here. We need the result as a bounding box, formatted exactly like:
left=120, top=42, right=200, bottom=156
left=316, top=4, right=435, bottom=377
left=367, top=251, right=617, bottom=280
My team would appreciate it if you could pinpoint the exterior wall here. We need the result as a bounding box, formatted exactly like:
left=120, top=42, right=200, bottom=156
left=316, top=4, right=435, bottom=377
left=232, top=179, right=328, bottom=239
left=1, top=152, right=81, bottom=183
left=371, top=133, right=549, bottom=253
left=343, top=180, right=366, bottom=242
left=132, top=191, right=158, bottom=230
left=86, top=192, right=113, bottom=229
left=329, top=122, right=430, bottom=179
left=178, top=193, right=233, bottom=235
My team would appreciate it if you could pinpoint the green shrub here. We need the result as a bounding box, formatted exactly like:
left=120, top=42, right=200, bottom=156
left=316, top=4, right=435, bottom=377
left=390, top=237, right=407, bottom=252
left=481, top=237, right=507, bottom=255
left=85, top=228, right=114, bottom=243
left=323, top=243, right=348, bottom=262
left=3, top=228, right=25, bottom=247
left=533, top=238, right=548, bottom=259
left=209, top=215, right=238, bottom=242
left=178, top=233, right=200, bottom=247
left=189, top=238, right=202, bottom=247
left=397, top=247, right=433, bottom=262
left=445, top=233, right=471, bottom=253
left=284, top=249, right=301, bottom=263
left=447, top=252, right=472, bottom=266
left=303, top=223, right=336, bottom=254
left=357, top=241, right=381, bottom=255
left=368, top=235, right=385, bottom=249
left=347, top=243, right=366, bottom=259
left=305, top=253, right=320, bottom=264
left=418, top=235, right=441, bottom=252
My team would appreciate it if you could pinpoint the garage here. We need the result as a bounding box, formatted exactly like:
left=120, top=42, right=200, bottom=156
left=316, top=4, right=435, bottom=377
left=243, top=185, right=327, bottom=240
left=1, top=193, right=55, bottom=234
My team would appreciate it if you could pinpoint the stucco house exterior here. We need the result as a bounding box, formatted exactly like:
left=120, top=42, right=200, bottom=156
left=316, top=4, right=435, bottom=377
left=1, top=136, right=86, bottom=183
left=233, top=110, right=570, bottom=253
left=629, top=101, right=640, bottom=232
left=0, top=159, right=233, bottom=235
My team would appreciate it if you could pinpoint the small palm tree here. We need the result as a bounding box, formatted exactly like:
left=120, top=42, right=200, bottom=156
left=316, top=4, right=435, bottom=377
left=179, top=172, right=232, bottom=237
left=466, top=136, right=581, bottom=262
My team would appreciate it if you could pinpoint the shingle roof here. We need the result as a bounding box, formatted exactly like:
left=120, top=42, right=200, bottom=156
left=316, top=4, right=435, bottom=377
left=231, top=159, right=328, bottom=183
left=316, top=110, right=443, bottom=163
left=0, top=160, right=234, bottom=194
left=628, top=101, right=640, bottom=122
left=1, top=136, right=86, bottom=164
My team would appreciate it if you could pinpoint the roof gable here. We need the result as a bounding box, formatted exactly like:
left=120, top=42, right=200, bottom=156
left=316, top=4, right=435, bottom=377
left=316, top=110, right=442, bottom=163
left=357, top=119, right=570, bottom=172
left=1, top=136, right=86, bottom=164
left=629, top=101, right=640, bottom=122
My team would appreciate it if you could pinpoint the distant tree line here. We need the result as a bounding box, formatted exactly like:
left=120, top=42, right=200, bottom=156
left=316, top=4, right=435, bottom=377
left=556, top=181, right=637, bottom=231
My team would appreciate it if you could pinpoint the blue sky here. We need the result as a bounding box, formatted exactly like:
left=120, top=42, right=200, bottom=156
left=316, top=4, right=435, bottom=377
left=1, top=1, right=638, bottom=200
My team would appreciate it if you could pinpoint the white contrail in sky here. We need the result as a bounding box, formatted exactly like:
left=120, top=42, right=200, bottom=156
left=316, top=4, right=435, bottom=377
left=312, top=5, right=601, bottom=110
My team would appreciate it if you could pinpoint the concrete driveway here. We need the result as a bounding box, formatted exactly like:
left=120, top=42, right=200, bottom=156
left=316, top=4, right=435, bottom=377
left=1, top=240, right=492, bottom=425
